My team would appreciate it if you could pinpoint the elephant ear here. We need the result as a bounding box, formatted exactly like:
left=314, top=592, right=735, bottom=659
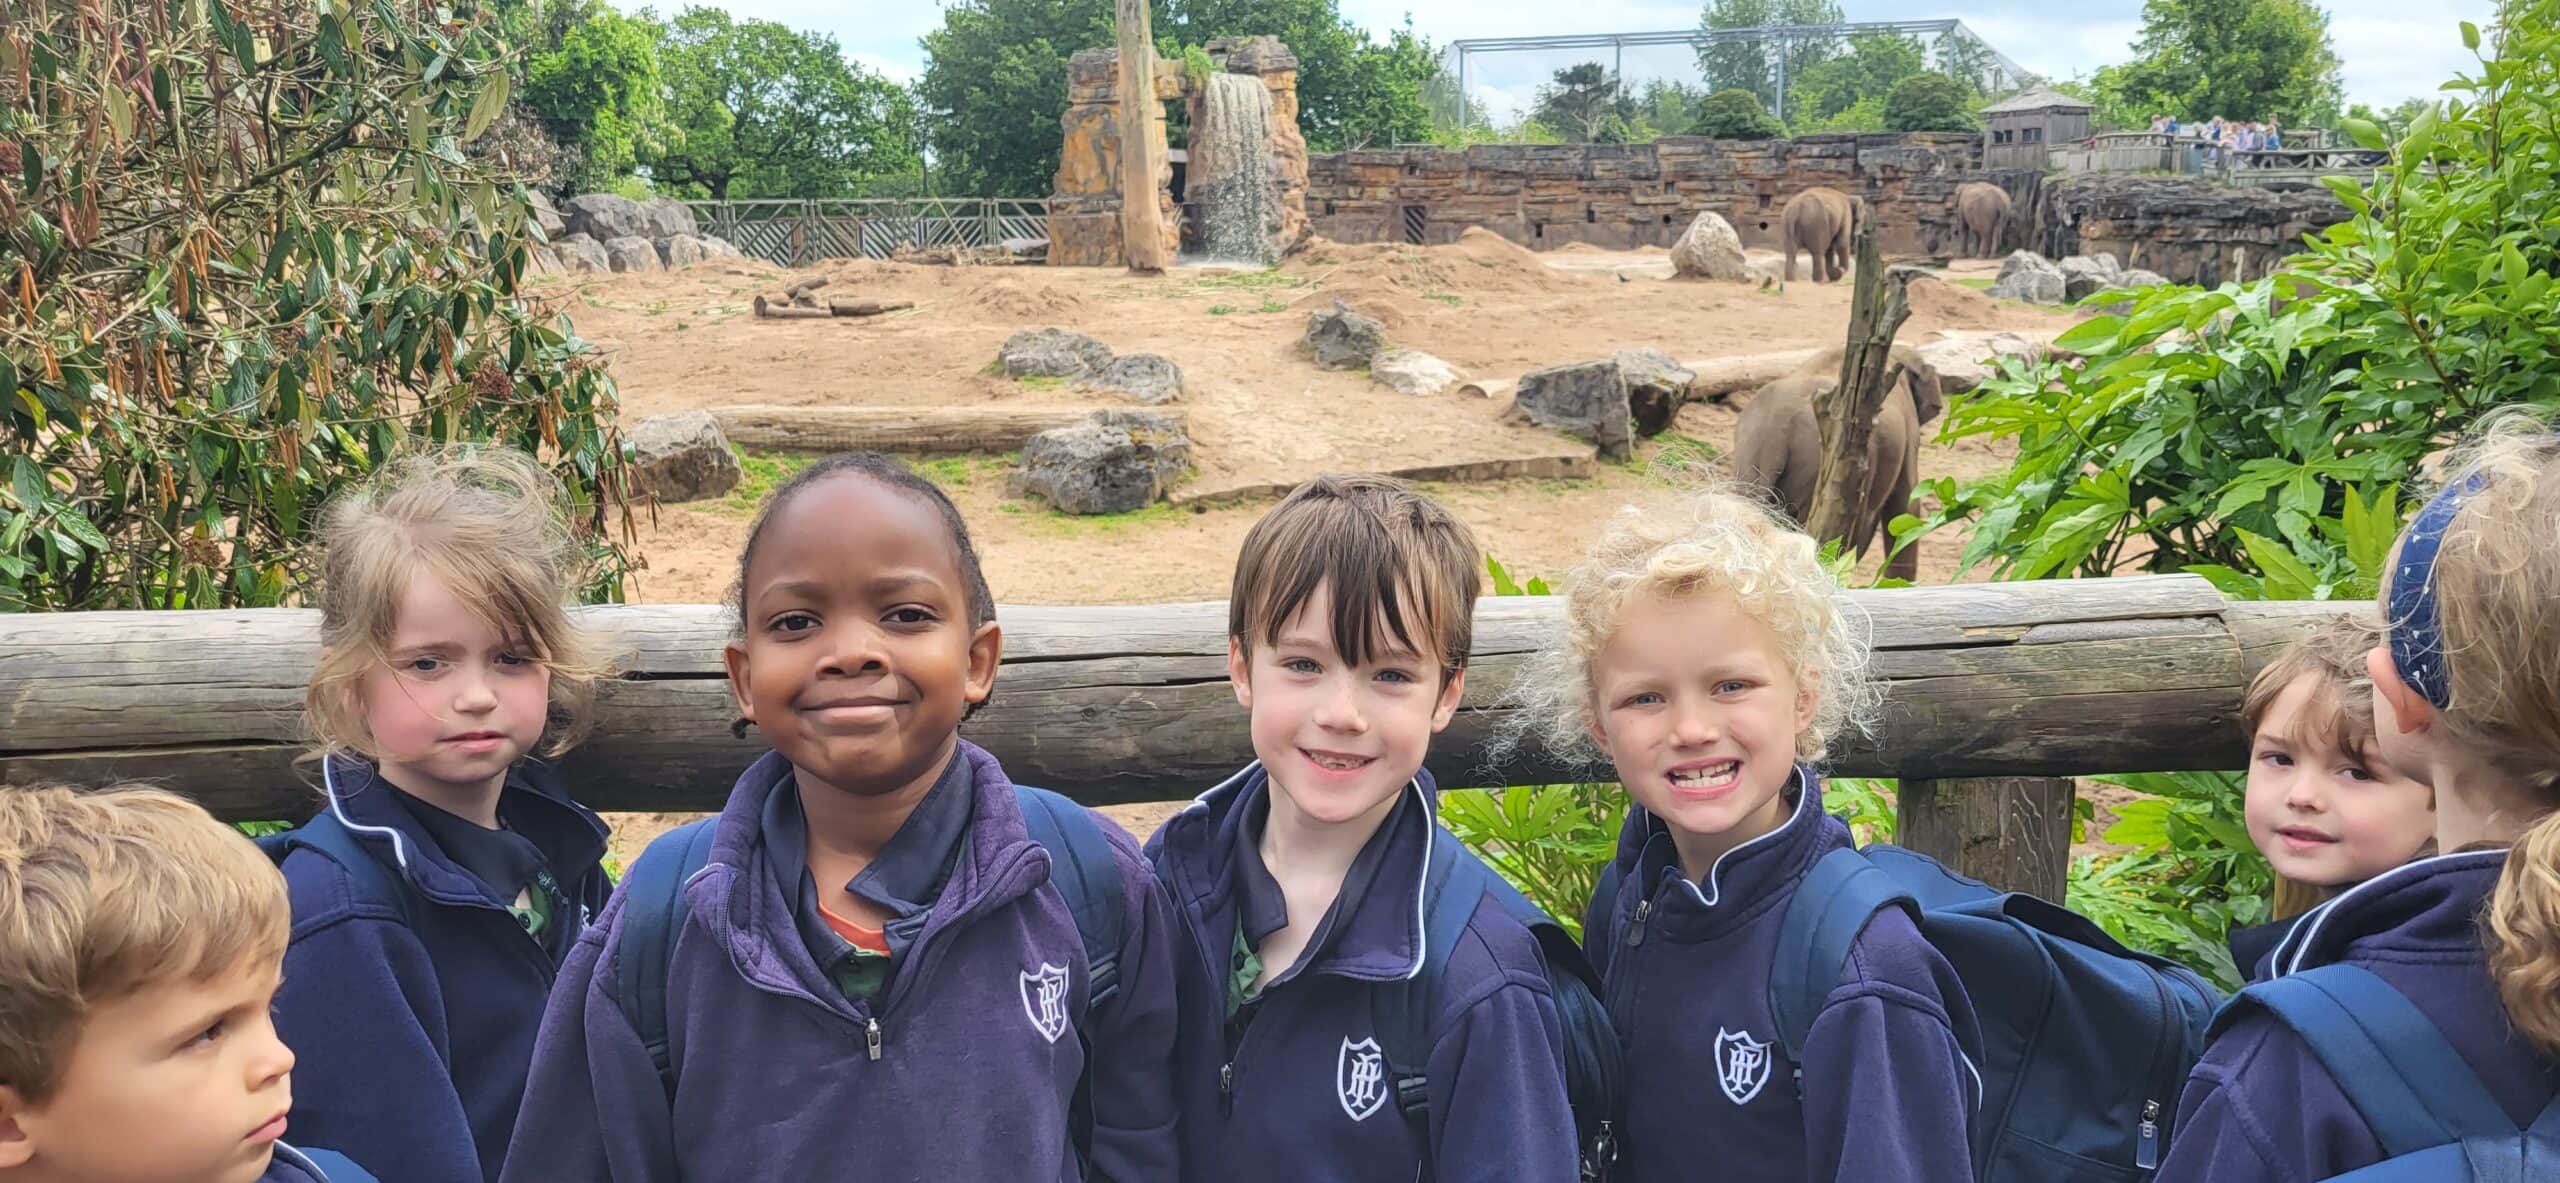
left=1908, top=364, right=1947, bottom=425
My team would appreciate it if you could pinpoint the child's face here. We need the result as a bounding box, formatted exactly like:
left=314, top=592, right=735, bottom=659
left=358, top=568, right=552, bottom=804
left=726, top=476, right=999, bottom=799
left=2244, top=674, right=2434, bottom=888
left=1228, top=586, right=1465, bottom=829
left=0, top=962, right=293, bottom=1183
left=1586, top=590, right=1816, bottom=864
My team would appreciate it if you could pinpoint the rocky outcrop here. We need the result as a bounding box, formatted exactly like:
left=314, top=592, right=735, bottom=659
left=552, top=233, right=612, bottom=275
left=604, top=236, right=662, bottom=274
left=2027, top=173, right=2351, bottom=287
left=1000, top=328, right=1115, bottom=379
left=1011, top=410, right=1192, bottom=514
left=1613, top=348, right=1698, bottom=436
left=1670, top=211, right=1749, bottom=281
left=1370, top=349, right=1460, bottom=396
left=1302, top=300, right=1386, bottom=370
left=1046, top=48, right=1185, bottom=267
left=530, top=191, right=567, bottom=240
left=626, top=412, right=743, bottom=503
left=1511, top=350, right=1697, bottom=463
left=639, top=198, right=698, bottom=240
left=1081, top=353, right=1185, bottom=404
left=659, top=235, right=714, bottom=269
left=563, top=193, right=648, bottom=242
left=1989, top=250, right=2065, bottom=304
left=2058, top=253, right=2123, bottom=303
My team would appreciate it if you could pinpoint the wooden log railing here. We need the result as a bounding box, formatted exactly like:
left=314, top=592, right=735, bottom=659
left=3, top=576, right=2354, bottom=827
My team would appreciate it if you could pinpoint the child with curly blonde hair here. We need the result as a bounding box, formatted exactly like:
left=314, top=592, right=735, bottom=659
left=2161, top=416, right=2560, bottom=1179
left=1528, top=488, right=1979, bottom=1182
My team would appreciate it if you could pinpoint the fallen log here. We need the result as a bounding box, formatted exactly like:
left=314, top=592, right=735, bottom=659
left=828, top=298, right=915, bottom=318
left=1, top=577, right=2352, bottom=817
left=752, top=295, right=832, bottom=320
left=711, top=405, right=1176, bottom=456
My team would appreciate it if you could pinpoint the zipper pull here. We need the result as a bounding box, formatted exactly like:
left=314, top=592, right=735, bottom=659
left=1626, top=899, right=1651, bottom=947
left=865, top=1017, right=883, bottom=1062
left=2135, top=1098, right=2160, bottom=1169
left=1219, top=1062, right=1236, bottom=1115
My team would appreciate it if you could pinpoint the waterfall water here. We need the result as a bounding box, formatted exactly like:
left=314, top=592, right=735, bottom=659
left=1192, top=73, right=1276, bottom=265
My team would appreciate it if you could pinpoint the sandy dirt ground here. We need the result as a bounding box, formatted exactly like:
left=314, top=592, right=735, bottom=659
left=548, top=234, right=2073, bottom=861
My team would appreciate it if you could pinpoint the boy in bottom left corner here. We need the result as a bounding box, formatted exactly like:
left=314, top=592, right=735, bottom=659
left=0, top=784, right=376, bottom=1183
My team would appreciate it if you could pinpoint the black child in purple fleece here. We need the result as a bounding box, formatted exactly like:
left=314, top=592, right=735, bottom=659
left=503, top=455, right=1180, bottom=1181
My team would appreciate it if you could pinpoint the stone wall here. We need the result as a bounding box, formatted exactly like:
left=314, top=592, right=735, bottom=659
left=1049, top=37, right=1309, bottom=267
left=1304, top=133, right=1985, bottom=257
left=2019, top=173, right=2351, bottom=288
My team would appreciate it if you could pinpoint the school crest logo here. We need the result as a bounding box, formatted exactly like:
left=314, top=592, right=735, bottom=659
left=1336, top=1036, right=1388, bottom=1121
left=1715, top=1027, right=1772, bottom=1105
left=1019, top=962, right=1072, bottom=1044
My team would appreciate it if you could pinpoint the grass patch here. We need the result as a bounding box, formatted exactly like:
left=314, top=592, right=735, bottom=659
left=1008, top=498, right=1189, bottom=535
left=1189, top=267, right=1305, bottom=292
left=1017, top=374, right=1067, bottom=391
left=1208, top=304, right=1235, bottom=316
left=717, top=448, right=817, bottom=515
left=1647, top=433, right=1722, bottom=480
left=912, top=453, right=1013, bottom=490
left=1952, top=277, right=1996, bottom=291
left=1421, top=290, right=1463, bottom=307
left=1254, top=296, right=1289, bottom=314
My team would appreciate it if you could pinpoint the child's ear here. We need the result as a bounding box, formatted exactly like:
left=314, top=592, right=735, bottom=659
left=0, top=1088, right=34, bottom=1169
left=1227, top=639, right=1254, bottom=711
left=965, top=621, right=1003, bottom=705
left=1429, top=666, right=1468, bottom=733
left=2368, top=645, right=2436, bottom=740
left=1794, top=673, right=1822, bottom=737
left=722, top=639, right=757, bottom=728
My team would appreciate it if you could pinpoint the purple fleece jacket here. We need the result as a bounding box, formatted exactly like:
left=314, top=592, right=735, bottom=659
left=1584, top=769, right=1982, bottom=1183
left=1144, top=764, right=1578, bottom=1183
left=2158, top=850, right=2560, bottom=1181
left=498, top=743, right=1181, bottom=1182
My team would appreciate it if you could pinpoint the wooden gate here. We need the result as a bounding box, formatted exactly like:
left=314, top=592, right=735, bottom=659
left=683, top=198, right=1048, bottom=266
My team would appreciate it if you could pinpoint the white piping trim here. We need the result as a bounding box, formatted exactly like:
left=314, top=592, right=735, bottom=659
left=1680, top=767, right=1816, bottom=908
left=1405, top=776, right=1433, bottom=982
left=2274, top=848, right=2507, bottom=978
left=321, top=760, right=413, bottom=874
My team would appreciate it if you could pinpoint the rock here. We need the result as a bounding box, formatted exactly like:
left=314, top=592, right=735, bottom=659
left=2037, top=173, right=2351, bottom=287
left=1370, top=349, right=1460, bottom=397
left=552, top=233, right=611, bottom=275
left=562, top=193, right=647, bottom=242
left=2059, top=254, right=2125, bottom=303
left=640, top=198, right=698, bottom=240
left=1989, top=250, right=2066, bottom=304
left=529, top=191, right=567, bottom=239
left=1913, top=331, right=2051, bottom=396
left=1513, top=359, right=1636, bottom=462
left=699, top=235, right=744, bottom=258
left=2090, top=268, right=2173, bottom=314
left=998, top=236, right=1051, bottom=262
left=999, top=328, right=1114, bottom=379
left=1613, top=348, right=1698, bottom=437
left=1669, top=211, right=1750, bottom=281
left=1011, top=410, right=1192, bottom=514
left=603, top=235, right=662, bottom=273
left=657, top=234, right=713, bottom=269
left=625, top=412, right=743, bottom=504
left=1302, top=299, right=1386, bottom=370
left=526, top=246, right=564, bottom=277
left=1081, top=353, right=1185, bottom=404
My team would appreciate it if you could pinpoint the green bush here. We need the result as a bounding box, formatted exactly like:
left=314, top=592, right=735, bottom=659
left=2, top=1, right=637, bottom=612
left=1691, top=89, right=1786, bottom=140
left=1883, top=72, right=1980, bottom=133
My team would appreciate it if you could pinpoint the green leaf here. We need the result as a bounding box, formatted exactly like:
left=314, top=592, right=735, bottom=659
left=2052, top=315, right=2128, bottom=355
left=463, top=70, right=510, bottom=144
left=2340, top=117, right=2387, bottom=151
left=2235, top=528, right=2323, bottom=599
left=2463, top=20, right=2481, bottom=50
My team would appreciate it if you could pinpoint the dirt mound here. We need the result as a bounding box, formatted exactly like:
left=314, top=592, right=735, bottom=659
left=1905, top=275, right=2004, bottom=331
left=1287, top=282, right=1425, bottom=330
left=1284, top=227, right=1581, bottom=300
left=1551, top=242, right=1611, bottom=254
left=959, top=278, right=1087, bottom=319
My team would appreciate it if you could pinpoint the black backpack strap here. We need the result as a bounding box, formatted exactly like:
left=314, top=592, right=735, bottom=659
left=2224, top=964, right=2516, bottom=1158
left=608, top=817, right=719, bottom=1101
left=1013, top=784, right=1128, bottom=1181
left=1379, top=829, right=1477, bottom=1140
left=262, top=814, right=413, bottom=928
left=1583, top=859, right=1625, bottom=959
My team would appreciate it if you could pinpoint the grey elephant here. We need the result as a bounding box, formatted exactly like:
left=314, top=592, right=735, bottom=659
left=1781, top=188, right=1859, bottom=283
left=1730, top=343, right=1946, bottom=582
left=1954, top=182, right=2012, bottom=259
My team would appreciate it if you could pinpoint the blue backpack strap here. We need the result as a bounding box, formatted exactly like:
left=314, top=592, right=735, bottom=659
left=1769, top=846, right=1918, bottom=1061
left=2225, top=964, right=2516, bottom=1158
left=1014, top=785, right=1125, bottom=1011
left=260, top=815, right=411, bottom=927
left=609, top=816, right=719, bottom=1100
left=1380, top=828, right=1479, bottom=1129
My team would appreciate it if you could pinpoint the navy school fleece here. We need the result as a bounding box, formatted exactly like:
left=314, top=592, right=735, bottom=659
left=265, top=1144, right=377, bottom=1183
left=1583, top=768, right=1982, bottom=1183
left=273, top=757, right=611, bottom=1183
left=498, top=742, right=1182, bottom=1182
left=1143, top=764, right=1579, bottom=1183
left=2158, top=850, right=2560, bottom=1182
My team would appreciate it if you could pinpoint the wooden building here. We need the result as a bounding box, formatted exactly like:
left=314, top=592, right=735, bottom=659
left=1981, top=86, right=2095, bottom=171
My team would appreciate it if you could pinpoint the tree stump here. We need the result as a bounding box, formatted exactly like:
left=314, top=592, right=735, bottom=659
left=1804, top=216, right=1915, bottom=554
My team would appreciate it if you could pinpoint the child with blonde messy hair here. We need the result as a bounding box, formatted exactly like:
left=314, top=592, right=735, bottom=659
left=1538, top=487, right=1980, bottom=1183
left=0, top=785, right=374, bottom=1182
left=268, top=446, right=615, bottom=1183
left=2162, top=413, right=2560, bottom=1179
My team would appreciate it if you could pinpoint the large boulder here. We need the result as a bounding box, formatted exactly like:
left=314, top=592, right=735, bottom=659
left=1669, top=211, right=1750, bottom=282
left=1371, top=349, right=1460, bottom=397
left=529, top=191, right=567, bottom=239
left=1989, top=250, right=2066, bottom=305
left=658, top=234, right=714, bottom=270
left=552, top=233, right=611, bottom=275
left=1302, top=299, right=1385, bottom=371
left=2059, top=253, right=2125, bottom=303
left=1912, top=330, right=2052, bottom=396
left=999, top=328, right=1114, bottom=379
left=1614, top=348, right=1698, bottom=437
left=640, top=198, right=699, bottom=240
left=700, top=234, right=745, bottom=259
left=604, top=235, right=662, bottom=274
left=1011, top=410, right=1192, bottom=514
left=625, top=412, right=743, bottom=504
left=562, top=193, right=648, bottom=242
left=1513, top=360, right=1636, bottom=462
left=1081, top=353, right=1185, bottom=404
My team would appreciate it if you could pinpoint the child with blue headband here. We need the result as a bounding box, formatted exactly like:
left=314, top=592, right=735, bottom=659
left=2158, top=415, right=2560, bottom=1180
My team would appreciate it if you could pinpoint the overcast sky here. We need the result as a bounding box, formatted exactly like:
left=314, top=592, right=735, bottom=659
left=637, top=1, right=2493, bottom=125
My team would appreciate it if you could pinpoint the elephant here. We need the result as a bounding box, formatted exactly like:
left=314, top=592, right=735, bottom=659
left=1729, top=343, right=1946, bottom=582
left=1954, top=182, right=2012, bottom=259
left=1781, top=187, right=1859, bottom=283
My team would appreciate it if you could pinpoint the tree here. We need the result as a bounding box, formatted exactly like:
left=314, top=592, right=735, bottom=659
left=2058, top=66, right=2157, bottom=132
left=2107, top=0, right=2344, bottom=125
left=1692, top=88, right=1786, bottom=139
left=521, top=6, right=667, bottom=188
left=1630, top=80, right=1712, bottom=140
left=1697, top=0, right=1846, bottom=115
left=1318, top=19, right=1442, bottom=150
left=647, top=9, right=922, bottom=200
left=1884, top=73, right=1980, bottom=132
left=1164, top=1, right=1441, bottom=153
left=1532, top=63, right=1635, bottom=143
left=2, top=0, right=636, bottom=610
left=1789, top=33, right=1925, bottom=127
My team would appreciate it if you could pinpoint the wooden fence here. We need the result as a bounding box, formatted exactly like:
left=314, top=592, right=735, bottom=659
left=684, top=198, right=1048, bottom=267
left=2, top=577, right=2354, bottom=896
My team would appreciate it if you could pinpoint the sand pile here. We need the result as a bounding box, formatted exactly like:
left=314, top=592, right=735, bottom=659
left=1904, top=275, right=2005, bottom=332
left=1285, top=228, right=1584, bottom=298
